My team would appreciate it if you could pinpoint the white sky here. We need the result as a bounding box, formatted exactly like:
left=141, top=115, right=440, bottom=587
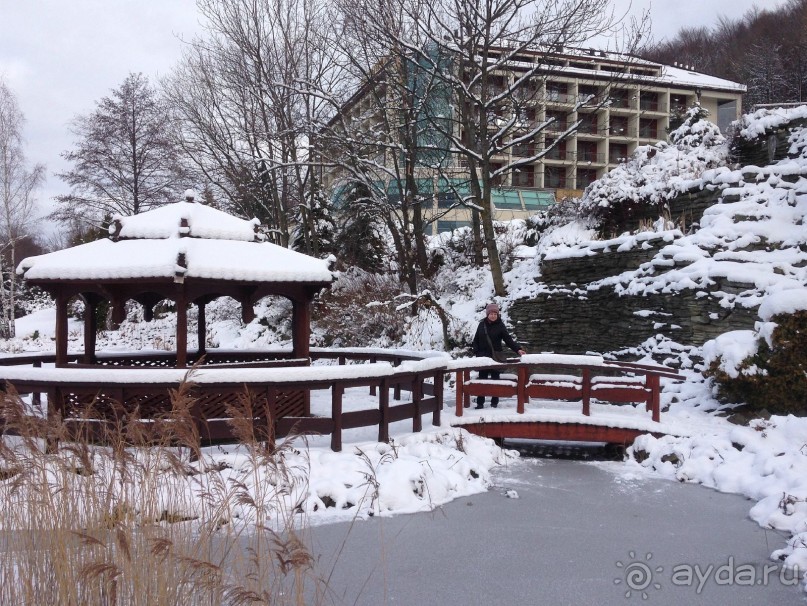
left=0, top=0, right=790, bottom=229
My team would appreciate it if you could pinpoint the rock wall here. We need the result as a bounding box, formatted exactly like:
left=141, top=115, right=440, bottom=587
left=511, top=287, right=758, bottom=355
left=511, top=225, right=759, bottom=355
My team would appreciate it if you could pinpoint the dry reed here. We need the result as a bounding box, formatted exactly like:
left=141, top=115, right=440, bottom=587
left=0, top=379, right=328, bottom=605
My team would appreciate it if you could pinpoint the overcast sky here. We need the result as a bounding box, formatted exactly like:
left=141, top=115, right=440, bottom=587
left=0, top=0, right=790, bottom=227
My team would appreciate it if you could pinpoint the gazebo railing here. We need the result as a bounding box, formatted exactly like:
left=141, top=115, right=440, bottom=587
left=0, top=349, right=446, bottom=452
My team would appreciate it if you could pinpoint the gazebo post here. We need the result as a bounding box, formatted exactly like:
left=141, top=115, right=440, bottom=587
left=55, top=293, right=69, bottom=367
left=176, top=290, right=188, bottom=368
left=292, top=299, right=311, bottom=359
left=82, top=294, right=100, bottom=364
left=197, top=300, right=207, bottom=356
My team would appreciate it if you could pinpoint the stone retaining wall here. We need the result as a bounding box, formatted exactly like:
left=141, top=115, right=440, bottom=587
left=511, top=183, right=760, bottom=354
left=511, top=287, right=758, bottom=355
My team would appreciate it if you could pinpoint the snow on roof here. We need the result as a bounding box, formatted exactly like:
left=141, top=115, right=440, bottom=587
left=18, top=237, right=334, bottom=283
left=655, top=65, right=746, bottom=93
left=112, top=200, right=261, bottom=241
left=18, top=194, right=335, bottom=284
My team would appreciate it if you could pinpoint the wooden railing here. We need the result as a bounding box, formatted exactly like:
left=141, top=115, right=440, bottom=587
left=0, top=349, right=446, bottom=452
left=449, top=354, right=680, bottom=423
left=0, top=350, right=680, bottom=451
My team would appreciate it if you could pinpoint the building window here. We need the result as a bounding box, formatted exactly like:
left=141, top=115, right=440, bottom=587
left=577, top=141, right=600, bottom=163
left=512, top=138, right=536, bottom=157
left=495, top=190, right=524, bottom=209
left=670, top=94, right=689, bottom=113
left=546, top=81, right=569, bottom=103
left=544, top=138, right=567, bottom=160
left=437, top=220, right=471, bottom=233
left=717, top=99, right=737, bottom=133
left=608, top=143, right=629, bottom=164
left=437, top=192, right=459, bottom=208
left=609, top=116, right=630, bottom=136
left=544, top=166, right=567, bottom=188
left=609, top=88, right=631, bottom=109
left=578, top=84, right=599, bottom=105
left=639, top=91, right=660, bottom=111
left=512, top=165, right=535, bottom=187
left=546, top=110, right=567, bottom=132
left=517, top=106, right=537, bottom=126
left=639, top=118, right=658, bottom=139
left=489, top=75, right=507, bottom=95
left=578, top=112, right=600, bottom=135
left=576, top=168, right=598, bottom=188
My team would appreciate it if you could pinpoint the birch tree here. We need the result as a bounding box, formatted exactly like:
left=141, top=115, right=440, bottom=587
left=0, top=79, right=44, bottom=338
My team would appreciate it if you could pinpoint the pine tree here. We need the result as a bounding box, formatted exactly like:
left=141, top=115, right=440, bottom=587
left=334, top=183, right=388, bottom=273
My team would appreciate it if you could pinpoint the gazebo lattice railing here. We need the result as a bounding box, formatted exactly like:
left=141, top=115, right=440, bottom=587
left=0, top=349, right=446, bottom=451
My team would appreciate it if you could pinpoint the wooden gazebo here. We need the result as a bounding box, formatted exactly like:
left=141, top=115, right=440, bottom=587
left=17, top=191, right=335, bottom=368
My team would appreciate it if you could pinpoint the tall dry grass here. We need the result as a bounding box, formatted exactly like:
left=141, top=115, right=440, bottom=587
left=0, top=381, right=328, bottom=605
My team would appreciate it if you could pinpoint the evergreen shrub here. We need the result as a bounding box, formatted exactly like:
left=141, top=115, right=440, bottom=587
left=706, top=311, right=807, bottom=416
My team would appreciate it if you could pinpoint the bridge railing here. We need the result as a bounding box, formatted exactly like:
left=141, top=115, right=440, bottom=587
left=448, top=354, right=681, bottom=422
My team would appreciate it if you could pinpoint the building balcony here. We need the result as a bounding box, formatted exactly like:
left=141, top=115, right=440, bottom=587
left=545, top=120, right=569, bottom=133
left=608, top=97, right=637, bottom=111
left=576, top=151, right=605, bottom=164
left=544, top=178, right=568, bottom=189
left=639, top=99, right=667, bottom=113
left=577, top=121, right=602, bottom=136
left=542, top=148, right=573, bottom=161
left=544, top=92, right=575, bottom=105
left=511, top=143, right=537, bottom=157
left=608, top=125, right=636, bottom=137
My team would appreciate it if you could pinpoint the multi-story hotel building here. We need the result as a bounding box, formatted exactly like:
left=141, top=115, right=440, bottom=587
left=322, top=47, right=745, bottom=234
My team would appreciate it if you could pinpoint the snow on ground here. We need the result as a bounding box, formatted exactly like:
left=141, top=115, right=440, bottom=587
left=2, top=106, right=807, bottom=590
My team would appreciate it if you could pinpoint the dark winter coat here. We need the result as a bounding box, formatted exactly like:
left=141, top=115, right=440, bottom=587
left=472, top=317, right=520, bottom=357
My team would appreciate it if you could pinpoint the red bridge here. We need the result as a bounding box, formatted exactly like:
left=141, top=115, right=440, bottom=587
left=449, top=354, right=683, bottom=446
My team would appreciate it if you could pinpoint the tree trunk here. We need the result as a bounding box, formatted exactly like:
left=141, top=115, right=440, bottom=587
left=480, top=181, right=507, bottom=296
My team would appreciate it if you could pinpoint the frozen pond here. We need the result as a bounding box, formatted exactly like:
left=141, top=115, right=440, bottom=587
left=307, top=449, right=806, bottom=605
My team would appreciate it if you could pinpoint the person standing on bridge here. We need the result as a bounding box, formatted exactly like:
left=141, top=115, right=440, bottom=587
left=471, top=303, right=526, bottom=409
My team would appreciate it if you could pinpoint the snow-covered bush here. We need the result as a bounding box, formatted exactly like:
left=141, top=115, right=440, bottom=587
left=705, top=297, right=807, bottom=416
left=314, top=268, right=409, bottom=347
left=580, top=104, right=728, bottom=236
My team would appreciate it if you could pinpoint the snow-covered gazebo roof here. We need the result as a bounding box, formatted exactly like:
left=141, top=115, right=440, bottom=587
left=20, top=196, right=333, bottom=284
left=18, top=191, right=336, bottom=367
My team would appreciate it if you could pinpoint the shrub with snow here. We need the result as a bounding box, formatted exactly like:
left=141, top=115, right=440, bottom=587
left=581, top=104, right=728, bottom=236
left=705, top=296, right=807, bottom=416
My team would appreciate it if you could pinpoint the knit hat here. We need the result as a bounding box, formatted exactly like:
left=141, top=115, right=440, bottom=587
left=485, top=303, right=499, bottom=314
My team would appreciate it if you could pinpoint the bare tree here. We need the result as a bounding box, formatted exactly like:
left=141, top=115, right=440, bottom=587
left=351, top=0, right=646, bottom=295
left=315, top=0, right=449, bottom=292
left=53, top=73, right=186, bottom=226
left=0, top=78, right=44, bottom=338
left=164, top=0, right=337, bottom=247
